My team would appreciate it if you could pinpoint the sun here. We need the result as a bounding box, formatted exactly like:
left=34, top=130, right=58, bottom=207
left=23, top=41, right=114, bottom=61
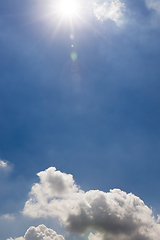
left=56, top=0, right=80, bottom=18
left=49, top=0, right=85, bottom=36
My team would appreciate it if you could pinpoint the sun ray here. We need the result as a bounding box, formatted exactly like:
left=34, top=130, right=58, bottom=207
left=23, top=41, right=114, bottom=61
left=52, top=16, right=65, bottom=38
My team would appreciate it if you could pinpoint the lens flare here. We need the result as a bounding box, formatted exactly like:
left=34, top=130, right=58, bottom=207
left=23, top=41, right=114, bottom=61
left=70, top=33, right=74, bottom=40
left=71, top=52, right=77, bottom=61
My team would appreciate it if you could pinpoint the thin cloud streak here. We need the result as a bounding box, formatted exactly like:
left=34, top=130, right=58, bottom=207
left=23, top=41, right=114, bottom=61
left=0, top=214, right=15, bottom=221
left=23, top=167, right=160, bottom=240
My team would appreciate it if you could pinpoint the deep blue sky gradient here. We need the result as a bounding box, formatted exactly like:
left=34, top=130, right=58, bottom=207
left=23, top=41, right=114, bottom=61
left=1, top=0, right=160, bottom=238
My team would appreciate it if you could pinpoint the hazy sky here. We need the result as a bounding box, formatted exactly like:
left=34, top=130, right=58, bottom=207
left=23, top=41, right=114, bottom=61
left=1, top=0, right=160, bottom=239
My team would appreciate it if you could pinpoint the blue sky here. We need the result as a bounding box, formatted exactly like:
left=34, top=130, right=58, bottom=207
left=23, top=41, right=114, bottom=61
left=1, top=0, right=160, bottom=239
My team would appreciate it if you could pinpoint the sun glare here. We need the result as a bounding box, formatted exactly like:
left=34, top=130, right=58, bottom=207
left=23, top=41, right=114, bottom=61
left=57, top=0, right=79, bottom=17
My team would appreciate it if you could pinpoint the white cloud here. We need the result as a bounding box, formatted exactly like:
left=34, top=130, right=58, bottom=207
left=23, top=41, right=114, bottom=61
left=7, top=224, right=65, bottom=240
left=23, top=167, right=160, bottom=240
left=91, top=0, right=125, bottom=22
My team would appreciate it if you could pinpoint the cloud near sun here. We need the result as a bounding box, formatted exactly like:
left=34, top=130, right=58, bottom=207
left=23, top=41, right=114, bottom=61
left=91, top=0, right=160, bottom=22
left=92, top=0, right=125, bottom=22
left=22, top=167, right=160, bottom=240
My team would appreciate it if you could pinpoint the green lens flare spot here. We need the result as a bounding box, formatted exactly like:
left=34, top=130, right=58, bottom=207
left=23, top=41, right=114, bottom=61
left=71, top=52, right=77, bottom=61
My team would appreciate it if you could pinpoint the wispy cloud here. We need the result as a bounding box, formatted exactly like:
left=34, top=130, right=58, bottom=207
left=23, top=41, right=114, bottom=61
left=7, top=224, right=65, bottom=240
left=0, top=159, right=13, bottom=173
left=0, top=214, right=15, bottom=221
left=145, top=0, right=160, bottom=12
left=0, top=160, right=8, bottom=169
left=23, top=167, right=160, bottom=240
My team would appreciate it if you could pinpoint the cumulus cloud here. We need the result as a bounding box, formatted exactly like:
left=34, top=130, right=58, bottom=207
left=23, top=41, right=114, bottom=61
left=23, top=167, right=160, bottom=240
left=91, top=0, right=125, bottom=22
left=23, top=167, right=82, bottom=220
left=7, top=224, right=65, bottom=240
